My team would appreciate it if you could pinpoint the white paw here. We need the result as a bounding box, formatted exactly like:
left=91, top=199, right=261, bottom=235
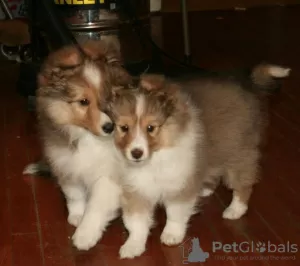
left=72, top=225, right=102, bottom=250
left=222, top=195, right=248, bottom=220
left=160, top=230, right=185, bottom=246
left=222, top=204, right=248, bottom=220
left=160, top=221, right=185, bottom=246
left=119, top=240, right=146, bottom=259
left=200, top=188, right=214, bottom=197
left=68, top=214, right=83, bottom=227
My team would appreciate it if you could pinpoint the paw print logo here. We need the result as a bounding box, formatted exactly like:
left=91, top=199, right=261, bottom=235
left=256, top=242, right=266, bottom=253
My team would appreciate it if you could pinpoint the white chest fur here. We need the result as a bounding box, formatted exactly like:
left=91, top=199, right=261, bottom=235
left=45, top=131, right=120, bottom=187
left=123, top=129, right=202, bottom=203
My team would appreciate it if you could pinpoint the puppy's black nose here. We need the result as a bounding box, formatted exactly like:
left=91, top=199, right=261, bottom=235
left=131, top=149, right=143, bottom=160
left=102, top=122, right=115, bottom=134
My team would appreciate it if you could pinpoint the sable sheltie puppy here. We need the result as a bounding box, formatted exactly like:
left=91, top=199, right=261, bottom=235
left=107, top=63, right=290, bottom=259
left=107, top=76, right=207, bottom=259
left=28, top=40, right=131, bottom=251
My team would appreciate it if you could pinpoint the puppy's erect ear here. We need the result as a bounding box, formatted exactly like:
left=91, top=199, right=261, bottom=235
left=139, top=74, right=179, bottom=117
left=82, top=38, right=122, bottom=65
left=139, top=74, right=179, bottom=99
left=140, top=74, right=188, bottom=117
left=139, top=74, right=167, bottom=91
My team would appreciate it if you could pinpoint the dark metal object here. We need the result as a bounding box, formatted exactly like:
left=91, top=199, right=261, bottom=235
left=62, top=8, right=119, bottom=30
left=57, top=4, right=121, bottom=52
left=181, top=0, right=191, bottom=64
left=0, top=0, right=13, bottom=19
left=55, top=0, right=151, bottom=66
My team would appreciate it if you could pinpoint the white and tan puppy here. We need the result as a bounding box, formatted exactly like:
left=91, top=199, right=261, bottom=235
left=107, top=63, right=290, bottom=259
left=27, top=40, right=131, bottom=251
left=107, top=76, right=207, bottom=259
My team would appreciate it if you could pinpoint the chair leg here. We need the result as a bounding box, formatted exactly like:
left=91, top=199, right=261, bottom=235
left=180, top=0, right=191, bottom=63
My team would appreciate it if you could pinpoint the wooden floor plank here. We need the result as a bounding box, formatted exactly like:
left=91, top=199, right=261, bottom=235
left=0, top=82, right=12, bottom=266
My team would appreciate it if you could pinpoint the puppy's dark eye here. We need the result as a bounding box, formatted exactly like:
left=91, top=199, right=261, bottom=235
left=147, top=125, right=155, bottom=133
left=79, top=99, right=90, bottom=106
left=120, top=125, right=129, bottom=133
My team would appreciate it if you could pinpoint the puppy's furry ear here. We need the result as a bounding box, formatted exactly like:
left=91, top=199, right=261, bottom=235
left=140, top=74, right=180, bottom=98
left=38, top=39, right=123, bottom=87
left=140, top=74, right=183, bottom=117
left=139, top=74, right=167, bottom=91
left=82, top=38, right=122, bottom=65
left=38, top=44, right=85, bottom=88
left=43, top=39, right=121, bottom=70
left=140, top=74, right=188, bottom=117
left=139, top=74, right=179, bottom=96
left=107, top=65, right=133, bottom=87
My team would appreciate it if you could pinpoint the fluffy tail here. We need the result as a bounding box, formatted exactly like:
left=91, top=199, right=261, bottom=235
left=23, top=161, right=52, bottom=177
left=250, top=63, right=291, bottom=93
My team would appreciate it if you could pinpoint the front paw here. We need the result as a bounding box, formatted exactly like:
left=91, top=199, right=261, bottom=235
left=160, top=221, right=185, bottom=246
left=68, top=214, right=83, bottom=227
left=223, top=201, right=248, bottom=220
left=72, top=225, right=102, bottom=251
left=119, top=240, right=146, bottom=259
left=222, top=204, right=248, bottom=220
left=160, top=232, right=185, bottom=246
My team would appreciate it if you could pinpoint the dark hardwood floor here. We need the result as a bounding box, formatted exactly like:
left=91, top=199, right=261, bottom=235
left=1, top=5, right=300, bottom=266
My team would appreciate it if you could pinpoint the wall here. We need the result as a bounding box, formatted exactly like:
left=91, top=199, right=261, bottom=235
left=162, top=0, right=299, bottom=12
